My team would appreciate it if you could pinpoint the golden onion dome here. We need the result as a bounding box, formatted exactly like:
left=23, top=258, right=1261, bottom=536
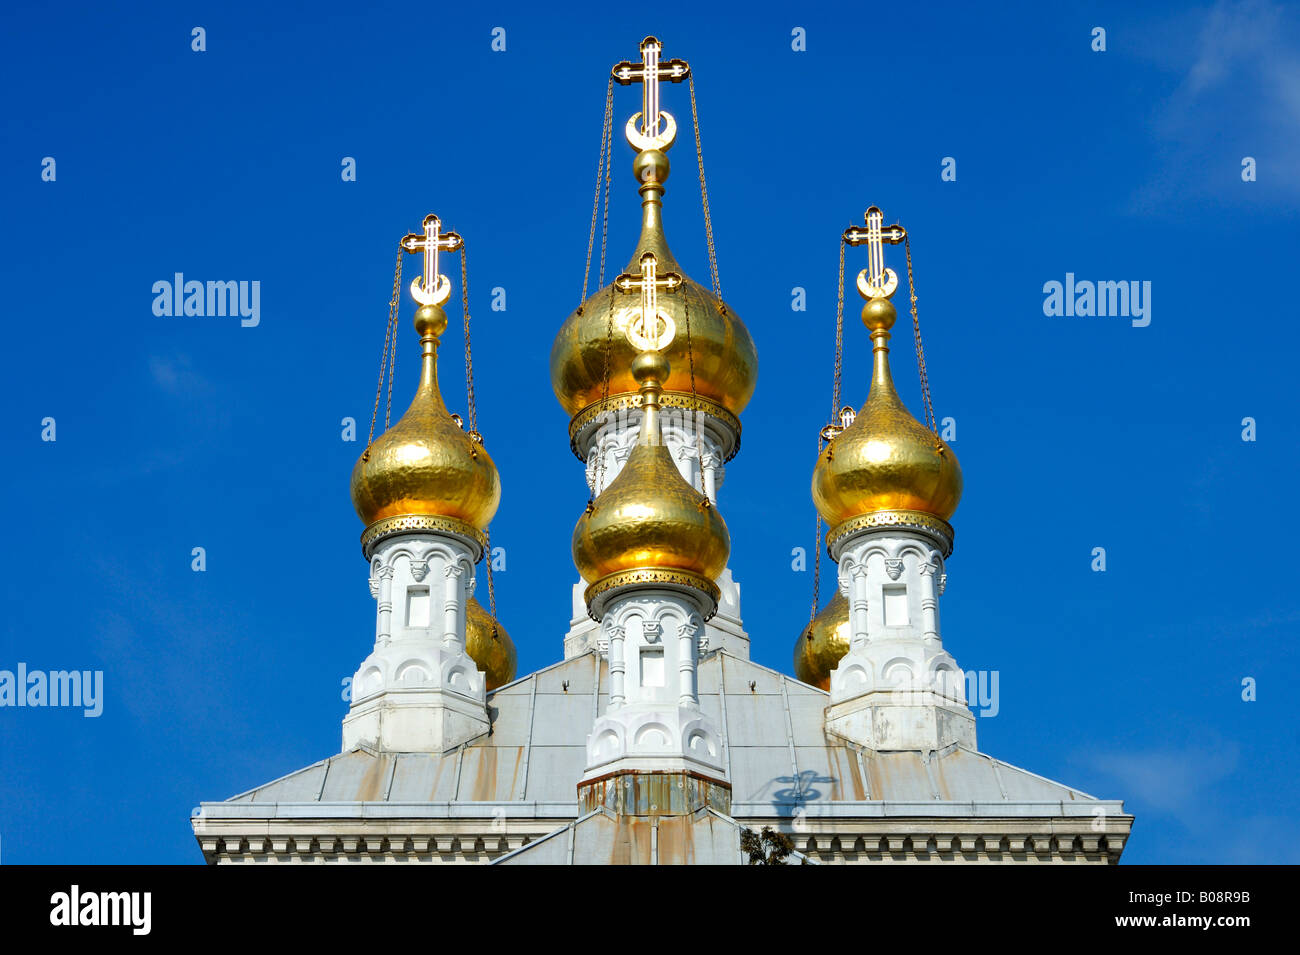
left=465, top=596, right=517, bottom=691
left=572, top=350, right=730, bottom=603
left=793, top=589, right=851, bottom=690
left=550, top=148, right=758, bottom=420
left=351, top=303, right=501, bottom=534
left=812, top=296, right=961, bottom=529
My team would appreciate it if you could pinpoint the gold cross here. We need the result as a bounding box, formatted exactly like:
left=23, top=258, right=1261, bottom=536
left=612, top=36, right=689, bottom=150
left=614, top=252, right=682, bottom=351
left=844, top=206, right=906, bottom=299
left=401, top=213, right=462, bottom=306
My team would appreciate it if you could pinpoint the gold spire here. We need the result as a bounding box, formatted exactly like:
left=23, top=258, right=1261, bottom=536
left=571, top=253, right=730, bottom=616
left=351, top=220, right=500, bottom=545
left=793, top=589, right=850, bottom=690
left=812, top=208, right=962, bottom=534
left=549, top=40, right=757, bottom=425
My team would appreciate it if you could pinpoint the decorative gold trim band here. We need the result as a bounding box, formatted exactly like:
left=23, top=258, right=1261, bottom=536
left=583, top=567, right=721, bottom=619
left=361, top=514, right=487, bottom=557
left=568, top=392, right=742, bottom=462
left=826, top=510, right=955, bottom=558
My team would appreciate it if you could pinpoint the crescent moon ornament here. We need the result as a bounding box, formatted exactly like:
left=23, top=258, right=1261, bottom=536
left=410, top=274, right=452, bottom=307
left=625, top=110, right=677, bottom=151
left=856, top=267, right=899, bottom=300
left=626, top=307, right=676, bottom=352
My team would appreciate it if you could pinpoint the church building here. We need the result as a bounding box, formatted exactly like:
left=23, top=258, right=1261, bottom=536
left=192, top=37, right=1132, bottom=865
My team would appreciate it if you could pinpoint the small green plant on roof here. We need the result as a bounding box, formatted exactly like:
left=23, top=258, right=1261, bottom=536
left=740, top=826, right=801, bottom=865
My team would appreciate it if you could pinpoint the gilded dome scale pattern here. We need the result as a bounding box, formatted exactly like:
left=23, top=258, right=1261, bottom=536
left=571, top=349, right=730, bottom=615
left=549, top=154, right=758, bottom=424
left=350, top=303, right=501, bottom=537
left=811, top=296, right=962, bottom=531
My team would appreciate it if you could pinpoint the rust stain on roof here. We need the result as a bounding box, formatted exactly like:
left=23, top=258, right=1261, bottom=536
left=610, top=815, right=653, bottom=865
left=356, top=754, right=390, bottom=802
left=834, top=745, right=866, bottom=800
left=656, top=813, right=698, bottom=865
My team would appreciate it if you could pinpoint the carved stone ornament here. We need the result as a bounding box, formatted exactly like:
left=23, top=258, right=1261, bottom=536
left=410, top=560, right=430, bottom=582
left=642, top=620, right=662, bottom=644
left=885, top=558, right=905, bottom=581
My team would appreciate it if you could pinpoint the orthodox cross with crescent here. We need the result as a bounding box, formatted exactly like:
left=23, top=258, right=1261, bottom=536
left=612, top=36, right=689, bottom=152
left=844, top=206, right=906, bottom=300
left=614, top=251, right=683, bottom=351
left=402, top=213, right=462, bottom=306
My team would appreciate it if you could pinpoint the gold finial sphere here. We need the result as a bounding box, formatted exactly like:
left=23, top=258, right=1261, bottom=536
left=631, top=349, right=671, bottom=387
left=633, top=149, right=670, bottom=186
left=414, top=303, right=448, bottom=339
left=861, top=297, right=897, bottom=332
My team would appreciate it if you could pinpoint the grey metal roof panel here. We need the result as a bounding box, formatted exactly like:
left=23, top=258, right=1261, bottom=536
left=724, top=693, right=795, bottom=747
left=793, top=744, right=860, bottom=802
left=528, top=691, right=590, bottom=747
left=865, top=751, right=936, bottom=802
left=318, top=750, right=386, bottom=801
left=785, top=694, right=832, bottom=743
left=484, top=693, right=533, bottom=746
left=231, top=760, right=327, bottom=803
left=456, top=745, right=526, bottom=802
left=493, top=823, right=575, bottom=865
left=388, top=752, right=458, bottom=802
left=720, top=657, right=786, bottom=696
left=994, top=758, right=1085, bottom=801
left=729, top=746, right=800, bottom=803
left=532, top=654, right=602, bottom=695
left=927, top=747, right=1003, bottom=801
left=826, top=744, right=870, bottom=801
left=522, top=744, right=587, bottom=802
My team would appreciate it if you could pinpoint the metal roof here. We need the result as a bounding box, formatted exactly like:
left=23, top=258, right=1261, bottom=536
left=203, top=649, right=1117, bottom=821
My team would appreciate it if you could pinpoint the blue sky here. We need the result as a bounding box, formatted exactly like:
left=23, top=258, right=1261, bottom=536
left=1, top=0, right=1297, bottom=864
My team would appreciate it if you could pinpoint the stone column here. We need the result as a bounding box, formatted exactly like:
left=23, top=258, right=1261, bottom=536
left=608, top=623, right=627, bottom=707
left=374, top=565, right=394, bottom=647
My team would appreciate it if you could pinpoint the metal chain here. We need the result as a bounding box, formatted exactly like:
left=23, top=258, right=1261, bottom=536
left=831, top=238, right=846, bottom=421
left=384, top=289, right=399, bottom=431
left=483, top=529, right=498, bottom=622
left=903, top=234, right=938, bottom=436
left=592, top=282, right=616, bottom=504
left=459, top=244, right=478, bottom=436
left=683, top=291, right=704, bottom=496
left=812, top=239, right=847, bottom=621
left=581, top=78, right=615, bottom=308
left=459, top=242, right=496, bottom=622
left=364, top=244, right=404, bottom=460
left=598, top=96, right=614, bottom=288
left=688, top=75, right=723, bottom=308
left=809, top=438, right=825, bottom=624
